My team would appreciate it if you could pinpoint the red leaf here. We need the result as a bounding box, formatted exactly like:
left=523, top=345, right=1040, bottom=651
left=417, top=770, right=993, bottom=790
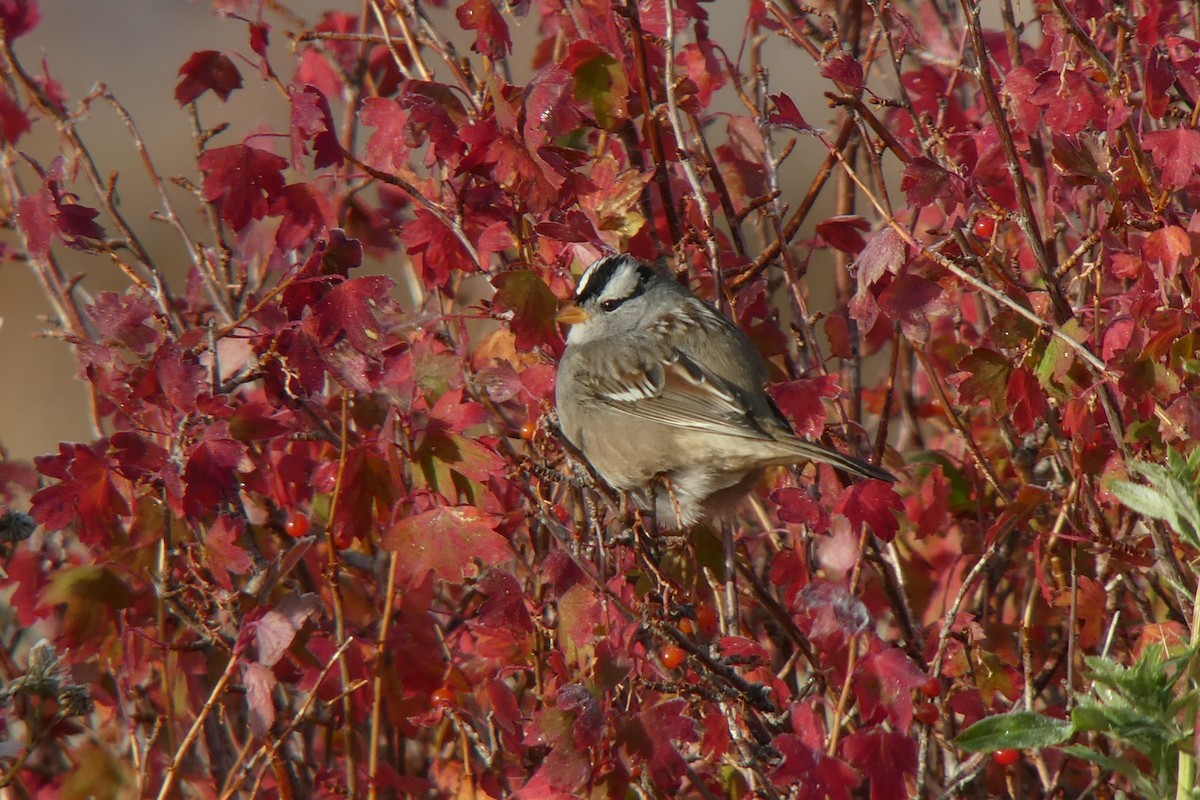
left=770, top=375, right=839, bottom=437
left=1005, top=365, right=1046, bottom=435
left=455, top=0, right=511, bottom=60
left=853, top=641, right=928, bottom=730
left=854, top=227, right=906, bottom=292
left=273, top=182, right=335, bottom=251
left=16, top=187, right=55, bottom=258
left=250, top=593, right=319, bottom=666
left=770, top=734, right=860, bottom=798
left=289, top=84, right=342, bottom=169
left=877, top=272, right=944, bottom=344
left=472, top=570, right=534, bottom=657
left=901, top=156, right=966, bottom=206
left=383, top=506, right=511, bottom=586
left=954, top=347, right=1011, bottom=409
left=0, top=0, right=40, bottom=40
left=769, top=92, right=813, bottom=132
left=243, top=662, right=276, bottom=739
left=834, top=481, right=902, bottom=542
left=313, top=275, right=396, bottom=354
left=675, top=40, right=725, bottom=110
left=1144, top=46, right=1175, bottom=117
left=820, top=54, right=864, bottom=89
left=199, top=143, right=288, bottom=231
left=1144, top=128, right=1200, bottom=189
left=175, top=50, right=243, bottom=105
left=401, top=209, right=477, bottom=288
left=492, top=269, right=561, bottom=351
left=841, top=729, right=918, bottom=800
left=0, top=87, right=29, bottom=144
left=906, top=465, right=950, bottom=539
left=205, top=516, right=253, bottom=591
left=796, top=580, right=871, bottom=646
left=817, top=215, right=870, bottom=255
left=770, top=486, right=830, bottom=532
left=183, top=435, right=247, bottom=518
left=1142, top=224, right=1192, bottom=280
left=31, top=442, right=130, bottom=537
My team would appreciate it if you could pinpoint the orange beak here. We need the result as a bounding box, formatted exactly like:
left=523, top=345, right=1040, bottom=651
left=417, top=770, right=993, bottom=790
left=554, top=303, right=591, bottom=326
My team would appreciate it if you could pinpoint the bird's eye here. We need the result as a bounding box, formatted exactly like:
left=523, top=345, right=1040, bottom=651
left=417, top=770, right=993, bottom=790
left=600, top=298, right=623, bottom=312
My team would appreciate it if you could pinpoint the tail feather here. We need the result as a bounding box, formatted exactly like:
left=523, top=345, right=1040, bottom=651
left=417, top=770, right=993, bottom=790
left=773, top=438, right=895, bottom=483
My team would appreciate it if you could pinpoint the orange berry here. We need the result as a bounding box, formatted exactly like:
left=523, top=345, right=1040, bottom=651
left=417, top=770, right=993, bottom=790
left=661, top=645, right=686, bottom=670
left=519, top=420, right=536, bottom=439
left=284, top=513, right=311, bottom=538
left=678, top=618, right=696, bottom=635
left=993, top=748, right=1020, bottom=767
left=973, top=216, right=996, bottom=239
left=431, top=687, right=455, bottom=707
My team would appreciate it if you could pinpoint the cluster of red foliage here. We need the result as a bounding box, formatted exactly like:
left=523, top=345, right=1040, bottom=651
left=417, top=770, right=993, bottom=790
left=2, top=0, right=1200, bottom=797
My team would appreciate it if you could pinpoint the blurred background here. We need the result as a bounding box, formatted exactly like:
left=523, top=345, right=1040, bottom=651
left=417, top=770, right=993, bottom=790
left=0, top=1, right=837, bottom=463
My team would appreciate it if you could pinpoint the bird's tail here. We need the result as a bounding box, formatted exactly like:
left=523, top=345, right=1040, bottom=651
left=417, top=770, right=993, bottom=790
left=773, top=438, right=895, bottom=483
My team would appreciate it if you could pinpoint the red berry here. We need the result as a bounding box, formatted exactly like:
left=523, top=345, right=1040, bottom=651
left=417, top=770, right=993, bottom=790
left=993, top=748, right=1020, bottom=767
left=431, top=687, right=455, bottom=707
left=921, top=677, right=941, bottom=698
left=973, top=216, right=996, bottom=239
left=695, top=604, right=719, bottom=636
left=284, top=514, right=311, bottom=538
left=661, top=645, right=686, bottom=670
left=915, top=701, right=939, bottom=725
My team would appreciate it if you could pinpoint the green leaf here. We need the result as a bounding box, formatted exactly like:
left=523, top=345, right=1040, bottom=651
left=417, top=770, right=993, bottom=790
left=956, top=711, right=1073, bottom=752
left=1107, top=479, right=1179, bottom=529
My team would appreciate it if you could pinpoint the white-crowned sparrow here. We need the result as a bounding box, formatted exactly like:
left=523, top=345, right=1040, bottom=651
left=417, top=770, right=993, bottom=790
left=554, top=254, right=894, bottom=527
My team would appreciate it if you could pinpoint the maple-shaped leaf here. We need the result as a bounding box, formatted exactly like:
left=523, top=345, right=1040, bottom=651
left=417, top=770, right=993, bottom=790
left=841, top=728, right=918, bottom=800
left=401, top=208, right=477, bottom=288
left=472, top=570, right=534, bottom=658
left=31, top=441, right=130, bottom=539
left=248, top=592, right=319, bottom=666
left=39, top=564, right=136, bottom=646
left=492, top=269, right=560, bottom=351
left=243, top=661, right=276, bottom=739
left=1005, top=365, right=1046, bottom=435
left=1144, top=129, right=1200, bottom=189
left=1142, top=224, right=1192, bottom=281
left=954, top=347, right=1011, bottom=409
left=289, top=84, right=342, bottom=169
left=901, top=156, right=967, bottom=207
left=770, top=375, right=839, bottom=438
left=834, top=480, right=901, bottom=542
left=770, top=486, right=831, bottom=532
left=0, top=87, right=29, bottom=144
left=769, top=92, right=813, bottom=132
left=563, top=41, right=630, bottom=131
left=204, top=515, right=253, bottom=591
left=906, top=465, right=950, bottom=539
left=313, top=275, right=396, bottom=354
left=199, top=143, right=288, bottom=231
left=877, top=272, right=944, bottom=344
left=853, top=640, right=928, bottom=730
left=383, top=505, right=511, bottom=586
left=0, top=0, right=40, bottom=40
left=770, top=733, right=860, bottom=798
left=17, top=160, right=106, bottom=258
left=820, top=54, right=865, bottom=89
left=854, top=227, right=906, bottom=293
left=675, top=40, right=725, bottom=111
left=272, top=182, right=335, bottom=251
left=817, top=215, right=870, bottom=255
left=175, top=50, right=243, bottom=105
left=183, top=435, right=248, bottom=518
left=455, top=0, right=511, bottom=60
